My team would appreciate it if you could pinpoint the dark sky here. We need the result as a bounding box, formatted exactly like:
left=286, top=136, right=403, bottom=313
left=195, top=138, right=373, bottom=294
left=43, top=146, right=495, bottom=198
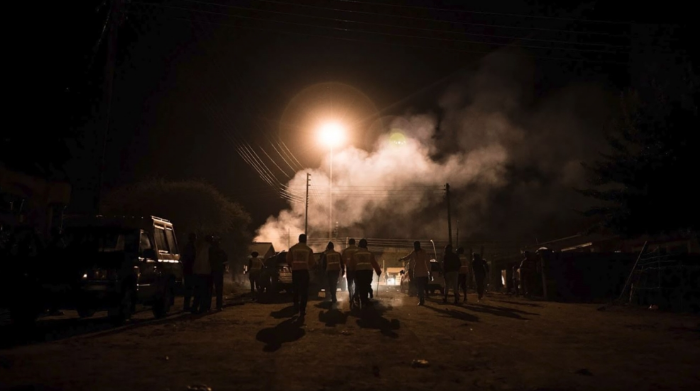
left=9, top=0, right=695, bottom=241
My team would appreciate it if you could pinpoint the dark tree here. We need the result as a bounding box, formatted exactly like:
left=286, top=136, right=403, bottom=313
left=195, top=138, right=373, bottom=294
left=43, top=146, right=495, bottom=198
left=581, top=60, right=699, bottom=236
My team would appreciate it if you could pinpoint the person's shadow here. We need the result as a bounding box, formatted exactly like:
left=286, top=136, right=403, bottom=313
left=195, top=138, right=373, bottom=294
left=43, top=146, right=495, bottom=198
left=270, top=305, right=298, bottom=319
left=353, top=303, right=400, bottom=338
left=318, top=309, right=348, bottom=327
left=256, top=317, right=306, bottom=352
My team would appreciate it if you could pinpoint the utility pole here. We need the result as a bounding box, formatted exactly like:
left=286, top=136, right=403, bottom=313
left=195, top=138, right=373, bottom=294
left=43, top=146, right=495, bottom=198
left=446, top=183, right=452, bottom=246
left=305, top=173, right=310, bottom=235
left=95, top=0, right=125, bottom=214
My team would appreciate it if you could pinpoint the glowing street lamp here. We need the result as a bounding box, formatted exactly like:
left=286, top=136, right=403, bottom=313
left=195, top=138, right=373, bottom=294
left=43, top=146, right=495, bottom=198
left=318, top=121, right=346, bottom=239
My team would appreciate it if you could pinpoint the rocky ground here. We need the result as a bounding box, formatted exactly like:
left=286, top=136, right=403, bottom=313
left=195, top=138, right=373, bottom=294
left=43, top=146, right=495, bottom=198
left=1, top=286, right=699, bottom=391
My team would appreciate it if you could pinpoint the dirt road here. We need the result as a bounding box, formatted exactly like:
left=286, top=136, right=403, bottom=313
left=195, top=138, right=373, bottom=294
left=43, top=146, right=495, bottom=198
left=1, top=288, right=699, bottom=391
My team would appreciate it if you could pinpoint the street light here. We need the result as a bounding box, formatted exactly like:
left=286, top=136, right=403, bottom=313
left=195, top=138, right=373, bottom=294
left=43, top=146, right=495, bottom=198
left=318, top=121, right=346, bottom=239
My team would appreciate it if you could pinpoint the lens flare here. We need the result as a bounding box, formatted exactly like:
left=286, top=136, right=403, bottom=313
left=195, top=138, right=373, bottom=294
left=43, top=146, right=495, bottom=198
left=318, top=122, right=346, bottom=147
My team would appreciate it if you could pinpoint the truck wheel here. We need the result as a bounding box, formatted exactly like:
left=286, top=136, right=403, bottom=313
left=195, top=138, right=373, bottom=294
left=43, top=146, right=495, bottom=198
left=109, top=287, right=134, bottom=325
left=152, top=285, right=173, bottom=319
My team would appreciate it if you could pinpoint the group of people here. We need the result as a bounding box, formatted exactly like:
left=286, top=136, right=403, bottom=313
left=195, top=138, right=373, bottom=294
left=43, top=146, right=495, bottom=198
left=181, top=233, right=229, bottom=313
left=286, top=235, right=381, bottom=316
left=399, top=242, right=490, bottom=306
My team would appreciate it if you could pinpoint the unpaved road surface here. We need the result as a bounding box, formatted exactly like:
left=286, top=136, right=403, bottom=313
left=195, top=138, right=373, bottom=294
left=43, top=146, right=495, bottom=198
left=1, top=288, right=699, bottom=391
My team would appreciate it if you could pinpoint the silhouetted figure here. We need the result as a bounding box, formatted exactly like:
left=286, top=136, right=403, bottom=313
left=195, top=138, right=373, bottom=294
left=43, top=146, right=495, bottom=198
left=286, top=234, right=315, bottom=317
left=471, top=253, right=489, bottom=301
left=442, top=244, right=461, bottom=304
left=350, top=239, right=381, bottom=308
left=181, top=233, right=197, bottom=311
left=341, top=238, right=359, bottom=303
left=399, top=241, right=430, bottom=306
left=191, top=235, right=212, bottom=314
left=321, top=241, right=343, bottom=303
left=247, top=251, right=264, bottom=299
left=511, top=261, right=521, bottom=296
left=456, top=247, right=469, bottom=303
left=520, top=251, right=536, bottom=297
left=209, top=238, right=228, bottom=311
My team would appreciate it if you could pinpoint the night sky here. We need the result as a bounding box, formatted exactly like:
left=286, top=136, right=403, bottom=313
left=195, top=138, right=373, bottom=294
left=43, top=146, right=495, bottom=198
left=10, top=0, right=695, bottom=242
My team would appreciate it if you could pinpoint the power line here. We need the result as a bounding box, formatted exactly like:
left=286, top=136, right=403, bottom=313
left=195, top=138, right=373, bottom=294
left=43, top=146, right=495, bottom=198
left=134, top=2, right=630, bottom=56
left=179, top=0, right=631, bottom=49
left=332, top=0, right=639, bottom=26
left=247, top=0, right=632, bottom=38
left=128, top=10, right=630, bottom=66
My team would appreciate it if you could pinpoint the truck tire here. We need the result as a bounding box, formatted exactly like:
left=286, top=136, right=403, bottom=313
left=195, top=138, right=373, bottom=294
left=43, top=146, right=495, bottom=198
left=152, top=285, right=173, bottom=319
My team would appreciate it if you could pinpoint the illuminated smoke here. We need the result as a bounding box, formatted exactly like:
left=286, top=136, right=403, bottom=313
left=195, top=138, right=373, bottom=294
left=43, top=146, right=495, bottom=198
left=256, top=51, right=612, bottom=251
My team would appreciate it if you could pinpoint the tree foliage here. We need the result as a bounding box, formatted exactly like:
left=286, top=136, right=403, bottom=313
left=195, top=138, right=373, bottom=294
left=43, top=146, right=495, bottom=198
left=581, top=63, right=699, bottom=236
left=102, top=179, right=251, bottom=258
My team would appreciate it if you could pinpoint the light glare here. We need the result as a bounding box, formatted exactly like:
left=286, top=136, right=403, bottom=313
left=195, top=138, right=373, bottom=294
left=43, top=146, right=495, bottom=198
left=318, top=122, right=345, bottom=147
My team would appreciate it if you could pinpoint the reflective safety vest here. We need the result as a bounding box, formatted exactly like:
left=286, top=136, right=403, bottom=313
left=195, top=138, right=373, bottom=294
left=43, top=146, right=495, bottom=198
left=325, top=250, right=342, bottom=271
left=342, top=245, right=359, bottom=271
left=353, top=250, right=374, bottom=271
left=288, top=243, right=313, bottom=271
left=250, top=257, right=264, bottom=271
left=459, top=255, right=469, bottom=274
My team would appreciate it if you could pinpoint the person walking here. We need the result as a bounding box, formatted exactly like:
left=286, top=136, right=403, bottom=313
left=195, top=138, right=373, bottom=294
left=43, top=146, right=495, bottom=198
left=471, top=253, right=489, bottom=302
left=456, top=247, right=469, bottom=303
left=442, top=244, right=461, bottom=304
left=208, top=237, right=228, bottom=311
left=181, top=233, right=197, bottom=311
left=286, top=234, right=316, bottom=317
left=349, top=239, right=381, bottom=308
left=191, top=234, right=212, bottom=314
left=246, top=251, right=264, bottom=300
left=399, top=241, right=430, bottom=306
left=321, top=242, right=344, bottom=304
left=341, top=238, right=359, bottom=303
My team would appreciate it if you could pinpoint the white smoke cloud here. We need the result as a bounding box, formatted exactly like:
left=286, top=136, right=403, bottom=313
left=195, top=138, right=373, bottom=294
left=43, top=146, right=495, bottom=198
left=255, top=51, right=612, bottom=251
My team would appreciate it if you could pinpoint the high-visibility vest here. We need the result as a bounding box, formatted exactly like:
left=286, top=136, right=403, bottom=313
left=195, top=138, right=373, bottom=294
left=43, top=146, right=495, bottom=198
left=325, top=250, right=342, bottom=271
left=289, top=243, right=313, bottom=270
left=250, top=257, right=264, bottom=271
left=459, top=255, right=469, bottom=274
left=353, top=250, right=373, bottom=271
left=342, top=246, right=359, bottom=271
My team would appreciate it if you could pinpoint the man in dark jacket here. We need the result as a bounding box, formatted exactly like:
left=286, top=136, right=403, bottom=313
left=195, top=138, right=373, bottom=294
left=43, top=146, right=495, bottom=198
left=181, top=233, right=197, bottom=311
left=471, top=253, right=489, bottom=302
left=208, top=237, right=228, bottom=311
left=442, top=244, right=461, bottom=304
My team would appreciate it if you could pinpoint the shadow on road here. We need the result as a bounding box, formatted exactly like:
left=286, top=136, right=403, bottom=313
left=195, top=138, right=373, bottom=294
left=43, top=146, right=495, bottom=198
left=492, top=299, right=544, bottom=307
left=270, top=305, right=298, bottom=319
left=256, top=317, right=306, bottom=352
left=463, top=303, right=539, bottom=320
left=424, top=304, right=479, bottom=323
left=318, top=309, right=348, bottom=327
left=346, top=300, right=400, bottom=338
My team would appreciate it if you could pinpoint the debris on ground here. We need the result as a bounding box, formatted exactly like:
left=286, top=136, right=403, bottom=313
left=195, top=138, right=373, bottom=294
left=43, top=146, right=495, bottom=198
left=411, top=359, right=430, bottom=368
left=575, top=368, right=593, bottom=376
left=186, top=384, right=212, bottom=391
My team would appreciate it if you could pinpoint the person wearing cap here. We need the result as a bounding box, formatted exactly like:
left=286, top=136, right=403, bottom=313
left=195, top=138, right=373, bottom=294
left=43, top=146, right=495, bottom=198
left=399, top=241, right=431, bottom=306
left=341, top=238, right=359, bottom=303
left=321, top=241, right=344, bottom=304
left=246, top=251, right=264, bottom=300
left=286, top=234, right=316, bottom=316
left=471, top=253, right=489, bottom=302
left=349, top=239, right=381, bottom=308
left=456, top=247, right=469, bottom=303
left=442, top=244, right=461, bottom=304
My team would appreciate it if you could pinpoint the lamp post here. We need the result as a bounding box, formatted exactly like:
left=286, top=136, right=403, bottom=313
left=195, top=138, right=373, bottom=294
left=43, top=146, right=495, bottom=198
left=318, top=121, right=345, bottom=240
